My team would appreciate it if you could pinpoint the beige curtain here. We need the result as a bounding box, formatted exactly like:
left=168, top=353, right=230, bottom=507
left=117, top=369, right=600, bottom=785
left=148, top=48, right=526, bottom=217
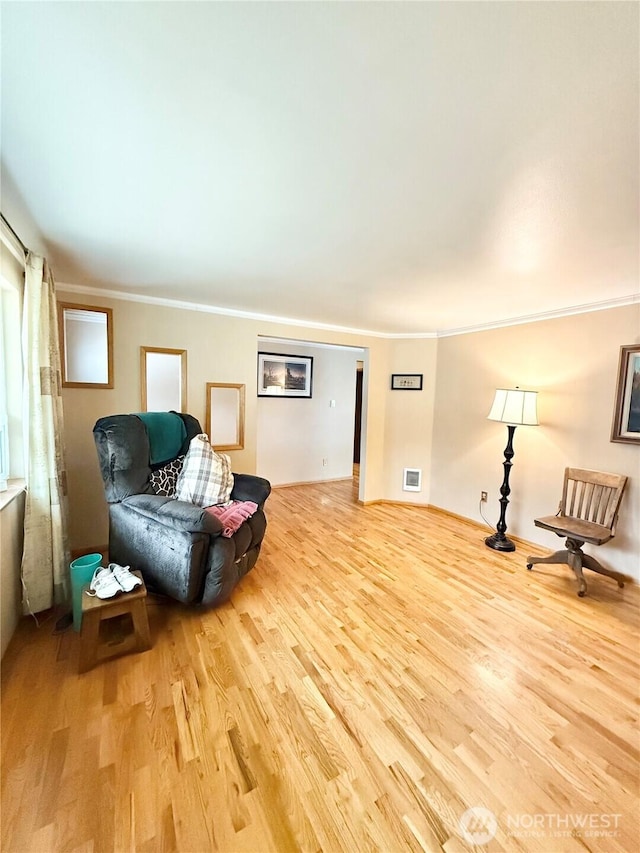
left=21, top=252, right=70, bottom=614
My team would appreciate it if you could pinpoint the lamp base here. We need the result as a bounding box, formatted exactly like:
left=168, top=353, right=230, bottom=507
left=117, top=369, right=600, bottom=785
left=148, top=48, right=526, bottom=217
left=485, top=532, right=516, bottom=552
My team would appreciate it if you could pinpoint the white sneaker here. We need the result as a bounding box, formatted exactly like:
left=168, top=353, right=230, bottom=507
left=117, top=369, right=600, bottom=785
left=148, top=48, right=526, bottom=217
left=109, top=563, right=142, bottom=593
left=87, top=566, right=122, bottom=599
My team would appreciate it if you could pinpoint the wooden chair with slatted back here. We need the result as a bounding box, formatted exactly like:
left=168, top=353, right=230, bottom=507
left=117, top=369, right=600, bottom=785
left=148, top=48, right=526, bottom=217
left=526, top=468, right=628, bottom=597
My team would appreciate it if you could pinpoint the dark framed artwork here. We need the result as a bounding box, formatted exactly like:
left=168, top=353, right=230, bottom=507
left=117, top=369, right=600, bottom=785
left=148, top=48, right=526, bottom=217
left=391, top=373, right=423, bottom=391
left=611, top=344, right=640, bottom=444
left=258, top=352, right=313, bottom=398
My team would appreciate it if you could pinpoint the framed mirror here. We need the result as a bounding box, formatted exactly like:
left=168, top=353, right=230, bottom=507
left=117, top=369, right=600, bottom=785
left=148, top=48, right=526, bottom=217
left=141, top=347, right=187, bottom=412
left=58, top=303, right=114, bottom=388
left=206, top=383, right=245, bottom=450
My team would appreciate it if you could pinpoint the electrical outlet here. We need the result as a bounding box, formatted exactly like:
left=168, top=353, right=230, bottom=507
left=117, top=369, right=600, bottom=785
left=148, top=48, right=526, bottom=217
left=480, top=491, right=488, bottom=503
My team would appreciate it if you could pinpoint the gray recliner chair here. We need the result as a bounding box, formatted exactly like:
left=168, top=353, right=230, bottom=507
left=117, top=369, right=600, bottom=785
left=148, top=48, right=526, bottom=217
left=93, top=412, right=271, bottom=606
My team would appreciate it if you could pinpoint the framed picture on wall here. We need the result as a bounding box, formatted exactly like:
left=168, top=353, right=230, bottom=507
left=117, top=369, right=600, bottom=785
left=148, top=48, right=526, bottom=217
left=258, top=352, right=313, bottom=398
left=391, top=373, right=423, bottom=391
left=140, top=347, right=187, bottom=412
left=206, top=382, right=245, bottom=450
left=611, top=344, right=640, bottom=444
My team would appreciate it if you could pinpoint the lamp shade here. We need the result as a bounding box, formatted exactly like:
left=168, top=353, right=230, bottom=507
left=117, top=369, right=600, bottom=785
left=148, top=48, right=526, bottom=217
left=487, top=388, right=538, bottom=426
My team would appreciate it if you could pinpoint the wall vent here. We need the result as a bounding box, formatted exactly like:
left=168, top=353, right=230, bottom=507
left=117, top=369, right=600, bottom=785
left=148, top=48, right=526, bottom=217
left=403, top=468, right=422, bottom=492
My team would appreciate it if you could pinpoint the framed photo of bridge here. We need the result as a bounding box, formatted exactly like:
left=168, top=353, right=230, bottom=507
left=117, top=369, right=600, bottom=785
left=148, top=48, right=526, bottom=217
left=258, top=352, right=313, bottom=398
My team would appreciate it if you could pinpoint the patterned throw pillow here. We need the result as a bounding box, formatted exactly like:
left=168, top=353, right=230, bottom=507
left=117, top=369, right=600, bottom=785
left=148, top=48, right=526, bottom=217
left=149, top=455, right=185, bottom=497
left=175, top=434, right=234, bottom=507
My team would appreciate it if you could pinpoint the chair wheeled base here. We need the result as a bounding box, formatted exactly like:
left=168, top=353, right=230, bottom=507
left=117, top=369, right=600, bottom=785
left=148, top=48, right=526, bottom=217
left=527, top=537, right=625, bottom=598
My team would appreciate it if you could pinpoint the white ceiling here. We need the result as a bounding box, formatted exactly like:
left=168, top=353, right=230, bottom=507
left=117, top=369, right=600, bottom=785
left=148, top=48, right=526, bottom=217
left=1, top=1, right=638, bottom=336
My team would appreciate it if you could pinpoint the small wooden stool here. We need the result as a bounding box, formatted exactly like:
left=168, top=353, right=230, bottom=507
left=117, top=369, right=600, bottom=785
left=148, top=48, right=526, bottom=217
left=79, top=571, right=151, bottom=673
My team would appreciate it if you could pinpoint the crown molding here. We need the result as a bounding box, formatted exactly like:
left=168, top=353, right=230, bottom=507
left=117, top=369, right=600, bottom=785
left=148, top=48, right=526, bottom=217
left=258, top=335, right=366, bottom=353
left=435, top=294, right=640, bottom=338
left=56, top=282, right=638, bottom=340
left=55, top=282, right=396, bottom=339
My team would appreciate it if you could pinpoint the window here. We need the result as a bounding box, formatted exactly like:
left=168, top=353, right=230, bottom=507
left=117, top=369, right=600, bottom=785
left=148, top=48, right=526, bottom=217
left=0, top=426, right=7, bottom=488
left=0, top=223, right=25, bottom=485
left=0, top=302, right=9, bottom=486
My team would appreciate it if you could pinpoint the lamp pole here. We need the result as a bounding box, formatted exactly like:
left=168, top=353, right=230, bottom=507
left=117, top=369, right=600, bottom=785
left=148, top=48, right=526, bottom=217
left=485, top=424, right=517, bottom=552
left=485, top=387, right=538, bottom=553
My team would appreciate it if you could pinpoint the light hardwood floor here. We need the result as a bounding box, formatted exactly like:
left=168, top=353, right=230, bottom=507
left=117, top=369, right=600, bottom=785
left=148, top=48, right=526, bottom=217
left=2, top=478, right=639, bottom=853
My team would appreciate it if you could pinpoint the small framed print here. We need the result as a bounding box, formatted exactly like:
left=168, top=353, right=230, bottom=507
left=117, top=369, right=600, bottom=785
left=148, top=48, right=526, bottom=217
left=391, top=373, right=423, bottom=391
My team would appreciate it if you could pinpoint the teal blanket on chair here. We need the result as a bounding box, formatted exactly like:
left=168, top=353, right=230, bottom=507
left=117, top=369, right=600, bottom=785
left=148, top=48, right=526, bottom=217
left=136, top=412, right=187, bottom=465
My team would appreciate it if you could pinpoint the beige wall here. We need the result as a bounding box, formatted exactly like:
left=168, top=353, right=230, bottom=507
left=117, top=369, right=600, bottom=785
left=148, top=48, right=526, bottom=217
left=383, top=337, right=438, bottom=503
left=430, top=304, right=640, bottom=580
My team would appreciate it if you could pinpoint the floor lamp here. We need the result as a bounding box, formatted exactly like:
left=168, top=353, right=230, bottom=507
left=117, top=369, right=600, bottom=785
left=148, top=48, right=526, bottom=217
left=485, top=387, right=538, bottom=552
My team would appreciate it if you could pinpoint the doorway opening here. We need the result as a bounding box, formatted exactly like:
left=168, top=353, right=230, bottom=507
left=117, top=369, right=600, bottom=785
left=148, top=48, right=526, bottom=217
left=353, top=361, right=364, bottom=462
left=256, top=336, right=368, bottom=501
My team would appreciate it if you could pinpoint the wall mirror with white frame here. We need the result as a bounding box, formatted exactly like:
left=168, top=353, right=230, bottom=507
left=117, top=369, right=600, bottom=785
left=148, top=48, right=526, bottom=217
left=206, top=383, right=245, bottom=450
left=58, top=303, right=114, bottom=388
left=140, top=347, right=187, bottom=412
